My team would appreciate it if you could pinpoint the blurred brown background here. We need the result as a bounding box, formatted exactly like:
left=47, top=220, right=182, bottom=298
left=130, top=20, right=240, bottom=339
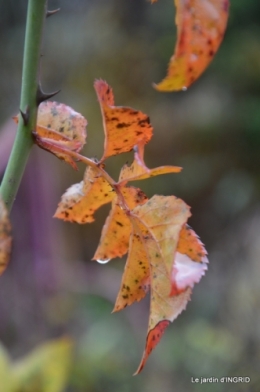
left=0, top=0, right=260, bottom=391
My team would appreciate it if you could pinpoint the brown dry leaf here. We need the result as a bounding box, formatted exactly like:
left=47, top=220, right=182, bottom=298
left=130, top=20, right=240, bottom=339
left=54, top=166, right=114, bottom=223
left=94, top=80, right=153, bottom=160
left=94, top=187, right=148, bottom=261
left=154, top=0, right=229, bottom=91
left=0, top=196, right=12, bottom=276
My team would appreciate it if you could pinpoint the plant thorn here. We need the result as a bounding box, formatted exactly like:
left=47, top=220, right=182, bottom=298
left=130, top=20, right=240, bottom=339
left=36, top=84, right=60, bottom=105
left=46, top=8, right=61, bottom=18
left=19, top=105, right=30, bottom=126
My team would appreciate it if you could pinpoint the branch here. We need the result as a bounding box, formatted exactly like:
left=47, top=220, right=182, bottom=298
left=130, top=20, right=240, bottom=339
left=0, top=0, right=48, bottom=210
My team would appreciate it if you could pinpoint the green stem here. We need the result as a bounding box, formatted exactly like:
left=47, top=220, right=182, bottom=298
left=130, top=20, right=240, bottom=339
left=0, top=0, right=47, bottom=210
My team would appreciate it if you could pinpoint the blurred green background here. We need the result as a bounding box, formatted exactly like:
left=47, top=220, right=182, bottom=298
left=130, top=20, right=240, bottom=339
left=0, top=0, right=260, bottom=391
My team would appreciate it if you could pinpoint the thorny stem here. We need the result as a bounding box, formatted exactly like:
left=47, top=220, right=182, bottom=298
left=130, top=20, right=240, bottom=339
left=0, top=0, right=47, bottom=210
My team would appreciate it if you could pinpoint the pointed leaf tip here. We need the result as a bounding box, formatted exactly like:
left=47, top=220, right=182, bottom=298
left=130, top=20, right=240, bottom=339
left=134, top=320, right=170, bottom=375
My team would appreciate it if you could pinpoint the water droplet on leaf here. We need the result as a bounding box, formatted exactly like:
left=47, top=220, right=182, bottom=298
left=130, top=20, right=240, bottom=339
left=97, top=258, right=110, bottom=264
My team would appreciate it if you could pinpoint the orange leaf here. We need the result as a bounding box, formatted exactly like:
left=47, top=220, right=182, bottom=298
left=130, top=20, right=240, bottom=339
left=94, top=187, right=148, bottom=261
left=171, top=225, right=208, bottom=295
left=113, top=228, right=150, bottom=311
left=119, top=144, right=181, bottom=185
left=111, top=195, right=191, bottom=373
left=135, top=290, right=191, bottom=374
left=94, top=80, right=153, bottom=160
left=0, top=197, right=12, bottom=276
left=177, top=224, right=208, bottom=262
left=114, top=195, right=191, bottom=313
left=54, top=166, right=114, bottom=223
left=154, top=0, right=229, bottom=91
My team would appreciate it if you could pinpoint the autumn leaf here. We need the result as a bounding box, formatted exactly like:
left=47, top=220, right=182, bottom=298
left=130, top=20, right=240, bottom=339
left=37, top=101, right=87, bottom=148
left=119, top=144, right=181, bottom=185
left=171, top=224, right=208, bottom=295
left=54, top=166, right=114, bottom=223
left=51, top=79, right=209, bottom=375
left=94, top=80, right=153, bottom=160
left=154, top=0, right=229, bottom=91
left=112, top=222, right=150, bottom=311
left=112, top=195, right=190, bottom=372
left=15, top=101, right=88, bottom=169
left=134, top=224, right=208, bottom=374
left=110, top=195, right=208, bottom=374
left=94, top=187, right=148, bottom=261
left=94, top=145, right=181, bottom=260
left=0, top=196, right=12, bottom=276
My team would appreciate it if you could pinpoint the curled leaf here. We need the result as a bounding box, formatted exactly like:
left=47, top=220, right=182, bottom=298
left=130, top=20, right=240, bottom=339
left=0, top=196, right=12, bottom=276
left=94, top=80, right=153, bottom=160
left=37, top=101, right=87, bottom=148
left=154, top=0, right=230, bottom=91
left=29, top=101, right=87, bottom=169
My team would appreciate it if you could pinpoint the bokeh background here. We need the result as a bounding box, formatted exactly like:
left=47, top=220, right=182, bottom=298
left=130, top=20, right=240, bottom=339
left=0, top=0, right=260, bottom=391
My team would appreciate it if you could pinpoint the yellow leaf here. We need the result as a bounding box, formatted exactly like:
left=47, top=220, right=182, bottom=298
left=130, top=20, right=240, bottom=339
left=130, top=196, right=191, bottom=373
left=113, top=228, right=150, bottom=311
left=54, top=166, right=115, bottom=223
